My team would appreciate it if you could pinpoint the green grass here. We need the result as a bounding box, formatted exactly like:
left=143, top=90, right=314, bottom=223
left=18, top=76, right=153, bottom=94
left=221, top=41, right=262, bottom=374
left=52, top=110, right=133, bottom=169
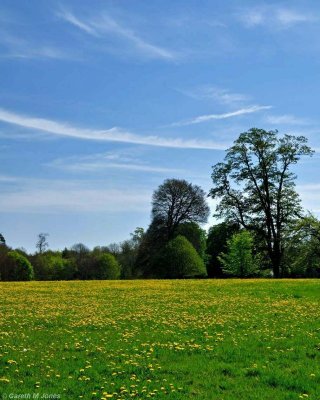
left=0, top=279, right=319, bottom=399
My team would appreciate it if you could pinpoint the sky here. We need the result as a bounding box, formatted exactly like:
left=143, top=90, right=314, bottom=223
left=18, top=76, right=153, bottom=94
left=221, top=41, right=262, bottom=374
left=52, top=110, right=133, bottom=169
left=1, top=0, right=320, bottom=252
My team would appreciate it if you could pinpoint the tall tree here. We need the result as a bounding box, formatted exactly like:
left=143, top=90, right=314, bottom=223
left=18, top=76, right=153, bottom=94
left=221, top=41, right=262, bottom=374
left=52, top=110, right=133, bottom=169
left=210, top=128, right=313, bottom=277
left=69, top=243, right=90, bottom=279
left=152, top=178, right=209, bottom=239
left=0, top=233, right=5, bottom=246
left=130, top=227, right=145, bottom=245
left=135, top=180, right=209, bottom=277
left=118, top=227, right=145, bottom=279
left=134, top=217, right=167, bottom=277
left=36, top=233, right=49, bottom=253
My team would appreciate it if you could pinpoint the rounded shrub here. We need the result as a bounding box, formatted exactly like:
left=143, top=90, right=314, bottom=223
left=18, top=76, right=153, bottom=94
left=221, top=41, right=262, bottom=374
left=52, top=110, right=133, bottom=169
left=7, top=250, right=34, bottom=281
left=158, top=235, right=207, bottom=278
left=96, top=253, right=121, bottom=280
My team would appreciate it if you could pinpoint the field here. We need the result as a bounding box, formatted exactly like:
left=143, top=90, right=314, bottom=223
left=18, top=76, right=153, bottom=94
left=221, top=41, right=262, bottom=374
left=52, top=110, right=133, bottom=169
left=0, top=280, right=319, bottom=400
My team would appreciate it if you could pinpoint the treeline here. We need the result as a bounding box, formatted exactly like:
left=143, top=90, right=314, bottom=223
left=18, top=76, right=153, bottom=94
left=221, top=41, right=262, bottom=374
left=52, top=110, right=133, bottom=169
left=1, top=214, right=319, bottom=281
left=1, top=128, right=320, bottom=280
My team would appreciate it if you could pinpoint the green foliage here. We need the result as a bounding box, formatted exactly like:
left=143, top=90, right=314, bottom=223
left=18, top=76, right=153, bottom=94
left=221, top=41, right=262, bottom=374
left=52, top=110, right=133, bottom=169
left=211, top=128, right=313, bottom=277
left=67, top=243, right=91, bottom=279
left=0, top=244, right=9, bottom=280
left=136, top=178, right=209, bottom=278
left=291, top=243, right=320, bottom=277
left=117, top=240, right=135, bottom=279
left=47, top=254, right=66, bottom=280
left=206, top=222, right=240, bottom=277
left=130, top=227, right=145, bottom=245
left=134, top=217, right=168, bottom=278
left=32, top=251, right=76, bottom=280
left=175, top=222, right=207, bottom=260
left=157, top=235, right=207, bottom=278
left=218, top=231, right=259, bottom=277
left=117, top=227, right=145, bottom=279
left=0, top=233, right=5, bottom=246
left=7, top=250, right=34, bottom=281
left=284, top=214, right=320, bottom=277
left=152, top=178, right=209, bottom=238
left=95, top=253, right=121, bottom=280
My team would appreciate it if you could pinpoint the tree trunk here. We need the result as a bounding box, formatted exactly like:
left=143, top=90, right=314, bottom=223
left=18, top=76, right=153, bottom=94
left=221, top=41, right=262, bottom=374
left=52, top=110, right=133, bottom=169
left=272, top=259, right=280, bottom=278
left=271, top=241, right=282, bottom=278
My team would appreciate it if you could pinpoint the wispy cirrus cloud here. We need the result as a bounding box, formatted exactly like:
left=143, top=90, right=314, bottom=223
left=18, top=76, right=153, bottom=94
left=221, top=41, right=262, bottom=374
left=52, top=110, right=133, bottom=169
left=177, top=85, right=249, bottom=106
left=0, top=108, right=227, bottom=150
left=276, top=8, right=316, bottom=26
left=265, top=114, right=310, bottom=125
left=58, top=10, right=98, bottom=36
left=58, top=9, right=176, bottom=60
left=170, top=105, right=272, bottom=127
left=238, top=6, right=317, bottom=29
left=47, top=152, right=185, bottom=174
left=0, top=32, right=74, bottom=60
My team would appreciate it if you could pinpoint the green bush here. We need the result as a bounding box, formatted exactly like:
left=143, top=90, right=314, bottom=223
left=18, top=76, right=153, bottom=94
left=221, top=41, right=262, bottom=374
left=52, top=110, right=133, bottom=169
left=175, top=222, right=207, bottom=260
left=218, top=230, right=259, bottom=277
left=7, top=250, right=34, bottom=281
left=157, top=235, right=207, bottom=278
left=96, top=253, right=121, bottom=280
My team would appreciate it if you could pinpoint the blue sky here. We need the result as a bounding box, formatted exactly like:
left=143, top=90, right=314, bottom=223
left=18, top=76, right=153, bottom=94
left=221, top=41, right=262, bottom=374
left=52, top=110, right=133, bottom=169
left=1, top=0, right=320, bottom=252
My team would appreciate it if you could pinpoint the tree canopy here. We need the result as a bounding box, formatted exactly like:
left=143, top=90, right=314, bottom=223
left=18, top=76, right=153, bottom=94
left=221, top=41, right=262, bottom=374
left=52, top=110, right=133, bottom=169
left=284, top=214, right=320, bottom=277
left=1, top=140, right=319, bottom=281
left=36, top=233, right=49, bottom=254
left=0, top=233, right=5, bottom=246
left=152, top=178, right=209, bottom=239
left=7, top=250, right=34, bottom=281
left=95, top=253, right=121, bottom=280
left=210, top=128, right=313, bottom=277
left=175, top=222, right=207, bottom=260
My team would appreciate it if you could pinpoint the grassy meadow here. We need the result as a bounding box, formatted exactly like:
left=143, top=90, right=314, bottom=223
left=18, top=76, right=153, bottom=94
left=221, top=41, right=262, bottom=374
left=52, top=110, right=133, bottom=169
left=0, top=280, right=319, bottom=400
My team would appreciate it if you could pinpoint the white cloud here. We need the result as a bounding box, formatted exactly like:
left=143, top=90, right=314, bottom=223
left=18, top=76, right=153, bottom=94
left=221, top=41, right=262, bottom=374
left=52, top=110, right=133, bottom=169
left=265, top=114, right=309, bottom=125
left=0, top=108, right=227, bottom=150
left=0, top=33, right=73, bottom=60
left=242, top=9, right=265, bottom=27
left=5, top=46, right=69, bottom=60
left=204, top=88, right=248, bottom=106
left=238, top=6, right=316, bottom=29
left=58, top=9, right=176, bottom=60
left=170, top=105, right=272, bottom=127
left=47, top=153, right=185, bottom=174
left=178, top=86, right=249, bottom=106
left=58, top=10, right=98, bottom=36
left=275, top=9, right=316, bottom=27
